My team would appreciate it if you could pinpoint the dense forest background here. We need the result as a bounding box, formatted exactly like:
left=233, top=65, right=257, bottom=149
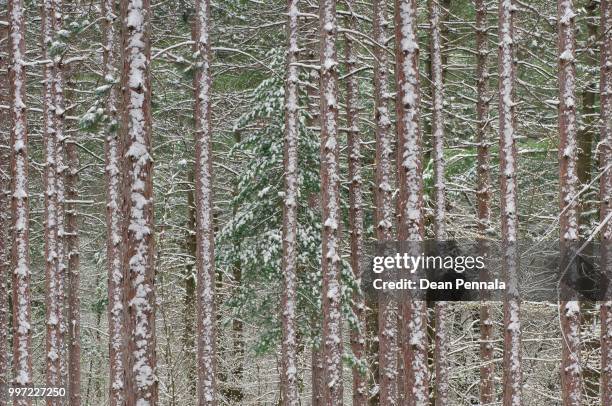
left=0, top=0, right=611, bottom=404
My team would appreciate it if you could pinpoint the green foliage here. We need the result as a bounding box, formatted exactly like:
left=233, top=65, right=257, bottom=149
left=217, top=50, right=323, bottom=354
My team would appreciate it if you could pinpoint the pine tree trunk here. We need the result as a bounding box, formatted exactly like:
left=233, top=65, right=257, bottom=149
left=193, top=0, right=216, bottom=404
left=120, top=0, right=157, bottom=404
left=280, top=1, right=300, bottom=404
left=65, top=87, right=81, bottom=406
left=557, top=1, right=582, bottom=404
left=184, top=169, right=197, bottom=400
left=319, top=0, right=343, bottom=403
left=42, top=0, right=64, bottom=399
left=52, top=0, right=68, bottom=384
left=0, top=16, right=11, bottom=406
left=498, top=1, right=522, bottom=404
left=102, top=0, right=125, bottom=403
left=599, top=0, right=612, bottom=403
left=9, top=0, right=33, bottom=401
left=475, top=0, right=494, bottom=403
left=373, top=0, right=397, bottom=403
left=429, top=1, right=449, bottom=404
left=394, top=1, right=429, bottom=404
left=344, top=1, right=367, bottom=405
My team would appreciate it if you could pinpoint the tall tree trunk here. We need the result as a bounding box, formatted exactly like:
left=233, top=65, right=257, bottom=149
left=344, top=1, right=367, bottom=405
left=475, top=0, right=494, bottom=403
left=52, top=0, right=68, bottom=385
left=498, top=1, right=522, bottom=404
left=557, top=1, right=582, bottom=404
left=65, top=84, right=81, bottom=406
left=280, top=1, right=300, bottom=404
left=319, top=0, right=343, bottom=404
left=102, top=0, right=125, bottom=403
left=120, top=0, right=157, bottom=404
left=49, top=0, right=81, bottom=402
left=8, top=0, right=32, bottom=406
left=193, top=0, right=216, bottom=404
left=9, top=0, right=33, bottom=401
left=578, top=2, right=598, bottom=398
left=42, top=0, right=64, bottom=399
left=429, top=1, right=449, bottom=404
left=184, top=169, right=197, bottom=400
left=394, top=1, right=429, bottom=404
left=599, top=0, right=612, bottom=404
left=0, top=14, right=11, bottom=406
left=373, top=0, right=397, bottom=403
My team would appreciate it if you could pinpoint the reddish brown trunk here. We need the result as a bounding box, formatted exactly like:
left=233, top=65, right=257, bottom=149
left=120, top=0, right=158, bottom=404
left=557, top=1, right=582, bottom=404
left=394, top=0, right=429, bottom=404
left=319, top=0, right=343, bottom=404
left=9, top=0, right=33, bottom=402
left=0, top=16, right=11, bottom=406
left=344, top=1, right=367, bottom=404
left=193, top=0, right=217, bottom=404
left=475, top=0, right=494, bottom=403
left=102, top=0, right=125, bottom=402
left=373, top=0, right=398, bottom=402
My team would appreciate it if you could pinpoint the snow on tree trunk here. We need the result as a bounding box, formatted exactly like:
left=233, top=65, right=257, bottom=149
left=429, top=1, right=449, bottom=404
left=9, top=0, right=33, bottom=401
left=600, top=0, right=612, bottom=403
left=344, top=2, right=367, bottom=405
left=557, top=1, right=582, bottom=404
left=120, top=0, right=158, bottom=404
left=280, top=1, right=300, bottom=404
left=394, top=1, right=429, bottom=404
left=0, top=17, right=11, bottom=406
left=102, top=0, right=125, bottom=403
left=373, top=0, right=397, bottom=403
left=319, top=0, right=343, bottom=403
left=193, top=0, right=216, bottom=404
left=64, top=59, right=82, bottom=406
left=475, top=0, right=494, bottom=403
left=42, top=0, right=65, bottom=399
left=498, top=1, right=522, bottom=405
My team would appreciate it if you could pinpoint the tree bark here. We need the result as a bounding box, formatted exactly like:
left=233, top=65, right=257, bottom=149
left=599, top=1, right=612, bottom=404
left=557, top=1, right=582, bottom=404
left=120, top=0, right=157, bottom=404
left=280, top=1, right=300, bottom=404
left=319, top=0, right=343, bottom=403
left=0, top=14, right=11, bottom=406
left=394, top=1, right=429, bottom=404
left=344, top=1, right=367, bottom=405
left=102, top=0, right=125, bottom=403
left=9, top=0, right=33, bottom=402
left=373, top=0, right=397, bottom=403
left=498, top=1, right=522, bottom=404
left=42, top=0, right=64, bottom=400
left=475, top=0, right=494, bottom=403
left=429, top=1, right=449, bottom=404
left=193, top=0, right=216, bottom=404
